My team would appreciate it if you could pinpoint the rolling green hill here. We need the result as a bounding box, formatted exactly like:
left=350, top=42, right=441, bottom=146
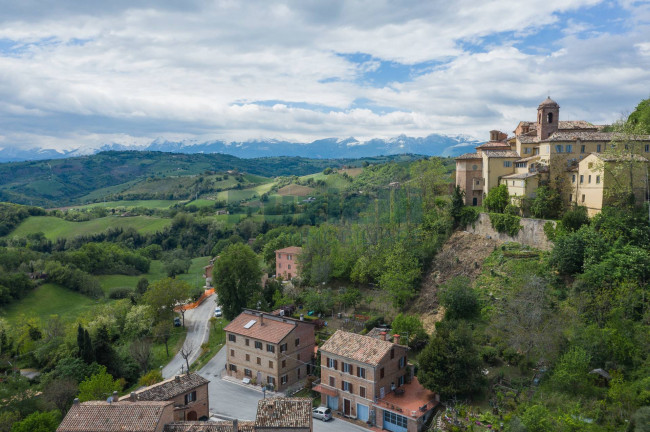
left=0, top=151, right=423, bottom=207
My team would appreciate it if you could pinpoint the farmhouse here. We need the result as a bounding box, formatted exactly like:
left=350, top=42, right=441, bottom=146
left=275, top=246, right=301, bottom=280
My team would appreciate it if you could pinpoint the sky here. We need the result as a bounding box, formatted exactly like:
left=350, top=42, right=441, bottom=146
left=0, top=0, right=649, bottom=152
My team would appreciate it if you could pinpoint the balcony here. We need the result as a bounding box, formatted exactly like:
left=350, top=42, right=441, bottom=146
left=471, top=179, right=484, bottom=191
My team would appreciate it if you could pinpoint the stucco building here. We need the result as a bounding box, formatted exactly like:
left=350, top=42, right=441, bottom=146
left=455, top=98, right=650, bottom=215
left=275, top=246, right=301, bottom=280
left=224, top=309, right=316, bottom=391
left=314, top=330, right=438, bottom=432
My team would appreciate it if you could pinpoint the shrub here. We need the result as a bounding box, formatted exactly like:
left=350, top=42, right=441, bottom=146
left=108, top=287, right=132, bottom=299
left=502, top=347, right=522, bottom=365
left=138, top=370, right=163, bottom=387
left=481, top=346, right=499, bottom=366
left=484, top=185, right=509, bottom=213
left=489, top=213, right=522, bottom=237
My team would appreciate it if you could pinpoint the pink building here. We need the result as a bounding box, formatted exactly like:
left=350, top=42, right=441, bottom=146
left=275, top=246, right=302, bottom=280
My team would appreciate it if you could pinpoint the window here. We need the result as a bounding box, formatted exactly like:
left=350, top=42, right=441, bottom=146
left=257, top=357, right=261, bottom=365
left=278, top=263, right=282, bottom=268
left=277, top=253, right=282, bottom=259
left=329, top=376, right=335, bottom=387
left=288, top=254, right=292, bottom=260
left=244, top=368, right=252, bottom=377
left=390, top=348, right=395, bottom=359
left=360, top=386, right=366, bottom=398
left=267, top=376, right=275, bottom=386
left=597, top=144, right=602, bottom=152
left=230, top=349, right=235, bottom=357
left=569, top=194, right=573, bottom=202
left=357, top=367, right=366, bottom=379
left=572, top=174, right=576, bottom=183
left=280, top=343, right=288, bottom=353
left=581, top=145, right=585, bottom=153
left=281, top=375, right=288, bottom=385
left=398, top=375, right=405, bottom=386
left=399, top=356, right=406, bottom=368
left=184, top=391, right=197, bottom=404
left=588, top=175, right=592, bottom=184
left=342, top=381, right=353, bottom=393
left=472, top=164, right=478, bottom=170
left=547, top=112, right=553, bottom=123
left=646, top=144, right=649, bottom=152
left=580, top=175, right=584, bottom=184
left=245, top=338, right=249, bottom=346
left=295, top=338, right=300, bottom=347
left=297, top=354, right=300, bottom=361
left=503, top=161, right=512, bottom=167
left=596, top=175, right=600, bottom=184
left=384, top=411, right=408, bottom=429
left=269, top=360, right=273, bottom=368
left=524, top=147, right=530, bottom=154
left=342, top=362, right=350, bottom=373
left=288, top=264, right=291, bottom=270
left=327, top=358, right=335, bottom=368
left=555, top=145, right=563, bottom=153
left=566, top=144, right=573, bottom=153
left=255, top=341, right=262, bottom=350
left=246, top=354, right=250, bottom=362
left=282, top=360, right=286, bottom=368
left=380, top=368, right=385, bottom=379
left=581, top=194, right=586, bottom=203
left=229, top=364, right=237, bottom=372
left=297, top=367, right=301, bottom=379
left=228, top=334, right=236, bottom=342
left=266, top=344, right=275, bottom=353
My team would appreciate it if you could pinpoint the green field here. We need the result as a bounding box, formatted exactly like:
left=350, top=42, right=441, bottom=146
left=98, top=257, right=211, bottom=294
left=0, top=283, right=103, bottom=323
left=214, top=182, right=275, bottom=202
left=73, top=200, right=182, bottom=210
left=5, top=215, right=171, bottom=240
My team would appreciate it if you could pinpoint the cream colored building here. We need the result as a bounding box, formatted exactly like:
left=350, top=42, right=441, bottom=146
left=455, top=97, right=650, bottom=214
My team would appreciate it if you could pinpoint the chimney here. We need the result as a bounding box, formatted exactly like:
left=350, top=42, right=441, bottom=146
left=175, top=375, right=181, bottom=382
left=260, top=313, right=265, bottom=326
left=380, top=331, right=387, bottom=341
left=129, top=392, right=137, bottom=402
left=73, top=398, right=79, bottom=405
left=393, top=334, right=400, bottom=345
left=112, top=391, right=118, bottom=402
left=233, top=419, right=238, bottom=432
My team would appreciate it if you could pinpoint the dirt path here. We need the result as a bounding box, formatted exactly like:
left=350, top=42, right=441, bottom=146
left=412, top=231, right=498, bottom=332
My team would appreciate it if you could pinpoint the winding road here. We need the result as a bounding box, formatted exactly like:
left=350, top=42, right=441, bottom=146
left=162, top=294, right=217, bottom=378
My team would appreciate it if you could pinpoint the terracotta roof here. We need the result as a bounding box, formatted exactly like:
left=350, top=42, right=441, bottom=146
left=455, top=152, right=481, bottom=160
left=320, top=330, right=400, bottom=366
left=484, top=150, right=520, bottom=158
left=518, top=135, right=540, bottom=144
left=538, top=97, right=559, bottom=107
left=476, top=141, right=510, bottom=149
left=543, top=131, right=618, bottom=142
left=120, top=374, right=209, bottom=402
left=57, top=401, right=172, bottom=432
left=224, top=310, right=295, bottom=344
left=374, top=377, right=438, bottom=420
left=558, top=120, right=598, bottom=131
left=164, top=421, right=255, bottom=432
left=255, top=397, right=312, bottom=429
left=501, top=172, right=538, bottom=179
left=275, top=246, right=302, bottom=254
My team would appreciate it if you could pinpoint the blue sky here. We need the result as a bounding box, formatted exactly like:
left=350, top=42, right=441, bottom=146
left=0, top=0, right=648, bottom=152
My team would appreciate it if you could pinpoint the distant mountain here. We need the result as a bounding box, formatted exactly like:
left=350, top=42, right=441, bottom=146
left=0, top=134, right=482, bottom=163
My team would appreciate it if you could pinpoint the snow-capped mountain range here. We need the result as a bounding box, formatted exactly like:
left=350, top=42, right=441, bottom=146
left=0, top=134, right=483, bottom=163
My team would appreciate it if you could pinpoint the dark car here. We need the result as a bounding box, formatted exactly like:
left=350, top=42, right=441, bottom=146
left=173, top=317, right=181, bottom=327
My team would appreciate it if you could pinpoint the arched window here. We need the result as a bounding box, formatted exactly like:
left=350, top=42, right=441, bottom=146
left=547, top=112, right=553, bottom=123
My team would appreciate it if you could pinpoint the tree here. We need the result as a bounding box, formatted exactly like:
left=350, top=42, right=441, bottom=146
left=77, top=366, right=122, bottom=402
left=520, top=404, right=552, bottom=432
left=135, top=277, right=149, bottom=296
left=379, top=242, right=421, bottom=308
left=179, top=343, right=195, bottom=374
left=561, top=205, right=589, bottom=232
left=439, top=277, right=480, bottom=320
left=417, top=321, right=483, bottom=399
left=76, top=325, right=94, bottom=364
left=130, top=338, right=153, bottom=373
left=10, top=410, right=61, bottom=432
left=550, top=346, right=593, bottom=395
left=43, top=379, right=78, bottom=413
left=143, top=278, right=191, bottom=323
left=450, top=185, right=465, bottom=228
left=484, top=184, right=509, bottom=213
left=530, top=186, right=563, bottom=219
left=153, top=321, right=173, bottom=358
left=213, top=243, right=261, bottom=320
left=630, top=406, right=650, bottom=432
left=124, top=305, right=154, bottom=337
left=391, top=313, right=429, bottom=350
left=138, top=370, right=163, bottom=387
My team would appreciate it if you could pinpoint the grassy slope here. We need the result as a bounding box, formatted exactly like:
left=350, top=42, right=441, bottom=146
left=72, top=200, right=182, bottom=210
left=5, top=215, right=171, bottom=240
left=0, top=283, right=102, bottom=323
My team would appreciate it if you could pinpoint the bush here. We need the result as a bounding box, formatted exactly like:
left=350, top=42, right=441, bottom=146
left=484, top=184, right=509, bottom=213
left=481, top=346, right=499, bottom=366
left=108, top=287, right=132, bottom=299
left=138, top=370, right=163, bottom=387
left=561, top=206, right=589, bottom=232
left=489, top=213, right=522, bottom=237
left=502, top=347, right=522, bottom=365
left=458, top=206, right=480, bottom=228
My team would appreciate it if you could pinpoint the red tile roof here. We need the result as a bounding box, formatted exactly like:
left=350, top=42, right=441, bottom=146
left=374, top=377, right=439, bottom=419
left=224, top=310, right=295, bottom=344
left=255, top=397, right=312, bottom=428
left=57, top=401, right=172, bottom=432
left=275, top=246, right=302, bottom=254
left=119, top=373, right=208, bottom=402
left=455, top=152, right=481, bottom=160
left=320, top=330, right=400, bottom=366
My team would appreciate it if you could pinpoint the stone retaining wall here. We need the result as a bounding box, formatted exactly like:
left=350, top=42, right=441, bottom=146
left=465, top=213, right=555, bottom=251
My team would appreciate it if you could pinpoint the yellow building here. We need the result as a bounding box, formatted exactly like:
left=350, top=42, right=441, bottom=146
left=455, top=97, right=650, bottom=214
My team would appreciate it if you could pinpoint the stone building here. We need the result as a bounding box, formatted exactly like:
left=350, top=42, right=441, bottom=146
left=224, top=309, right=315, bottom=391
left=275, top=246, right=301, bottom=280
left=455, top=97, right=650, bottom=215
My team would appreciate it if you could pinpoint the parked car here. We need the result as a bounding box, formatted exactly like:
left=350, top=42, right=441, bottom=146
left=214, top=307, right=222, bottom=317
left=173, top=317, right=181, bottom=327
left=312, top=406, right=332, bottom=422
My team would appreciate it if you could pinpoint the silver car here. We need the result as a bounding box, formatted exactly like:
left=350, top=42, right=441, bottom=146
left=312, top=406, right=332, bottom=421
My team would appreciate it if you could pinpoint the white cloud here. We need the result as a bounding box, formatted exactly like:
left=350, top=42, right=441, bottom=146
left=0, top=0, right=647, bottom=151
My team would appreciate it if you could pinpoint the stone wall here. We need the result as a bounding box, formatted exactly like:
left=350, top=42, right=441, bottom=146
left=465, top=213, right=555, bottom=251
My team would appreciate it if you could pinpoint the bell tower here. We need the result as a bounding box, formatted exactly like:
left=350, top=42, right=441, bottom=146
left=537, top=97, right=560, bottom=140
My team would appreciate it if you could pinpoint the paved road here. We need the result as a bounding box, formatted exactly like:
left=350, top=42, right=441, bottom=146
left=198, top=347, right=370, bottom=432
left=162, top=294, right=217, bottom=378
